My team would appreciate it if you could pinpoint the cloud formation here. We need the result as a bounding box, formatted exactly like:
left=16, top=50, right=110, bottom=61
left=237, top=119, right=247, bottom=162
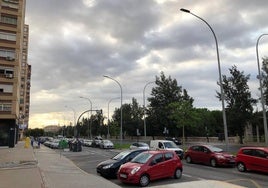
left=26, top=0, right=268, bottom=128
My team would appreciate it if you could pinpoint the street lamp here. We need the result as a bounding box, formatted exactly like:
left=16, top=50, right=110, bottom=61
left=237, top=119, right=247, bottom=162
left=143, top=81, right=154, bottom=139
left=256, top=34, right=268, bottom=146
left=65, top=105, right=76, bottom=137
left=79, top=96, right=93, bottom=140
left=180, top=8, right=229, bottom=150
left=104, top=75, right=123, bottom=146
left=107, top=97, right=120, bottom=138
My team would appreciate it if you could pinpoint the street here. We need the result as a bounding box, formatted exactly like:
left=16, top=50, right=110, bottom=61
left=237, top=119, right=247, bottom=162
left=61, top=146, right=267, bottom=188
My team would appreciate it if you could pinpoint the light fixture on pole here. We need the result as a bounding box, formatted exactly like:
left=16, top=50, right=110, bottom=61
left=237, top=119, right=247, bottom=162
left=180, top=8, right=229, bottom=150
left=79, top=96, right=93, bottom=140
left=104, top=75, right=123, bottom=146
left=143, top=81, right=154, bottom=139
left=256, top=34, right=268, bottom=146
left=107, top=97, right=120, bottom=138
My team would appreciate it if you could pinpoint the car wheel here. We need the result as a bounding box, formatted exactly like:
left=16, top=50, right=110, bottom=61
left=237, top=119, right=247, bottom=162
left=210, top=158, right=217, bottom=167
left=237, top=162, right=246, bottom=172
left=186, top=156, right=192, bottom=163
left=174, top=168, right=182, bottom=179
left=139, top=174, right=150, bottom=187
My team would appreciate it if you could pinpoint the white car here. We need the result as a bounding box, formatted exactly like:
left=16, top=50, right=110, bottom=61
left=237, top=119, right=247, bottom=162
left=99, top=140, right=114, bottom=149
left=129, top=142, right=149, bottom=150
left=83, top=139, right=93, bottom=147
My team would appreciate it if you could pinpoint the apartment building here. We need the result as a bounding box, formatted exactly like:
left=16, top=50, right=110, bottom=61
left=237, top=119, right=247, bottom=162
left=0, top=0, right=30, bottom=147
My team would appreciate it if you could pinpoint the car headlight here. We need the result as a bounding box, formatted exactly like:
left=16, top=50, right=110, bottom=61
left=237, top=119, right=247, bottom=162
left=131, top=167, right=141, bottom=175
left=103, top=164, right=113, bottom=169
left=216, top=155, right=225, bottom=159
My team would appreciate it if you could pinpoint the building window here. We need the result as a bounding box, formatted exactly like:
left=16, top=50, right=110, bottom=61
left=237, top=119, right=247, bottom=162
left=0, top=84, right=13, bottom=93
left=0, top=15, right=17, bottom=25
left=0, top=103, right=12, bottom=111
left=0, top=49, right=15, bottom=60
left=0, top=31, right=16, bottom=41
left=2, top=0, right=19, bottom=9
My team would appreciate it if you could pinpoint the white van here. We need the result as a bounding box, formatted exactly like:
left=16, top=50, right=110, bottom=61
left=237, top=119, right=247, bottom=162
left=150, top=140, right=184, bottom=159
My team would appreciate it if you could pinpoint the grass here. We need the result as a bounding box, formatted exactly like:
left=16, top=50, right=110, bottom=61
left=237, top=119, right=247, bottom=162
left=114, top=143, right=131, bottom=149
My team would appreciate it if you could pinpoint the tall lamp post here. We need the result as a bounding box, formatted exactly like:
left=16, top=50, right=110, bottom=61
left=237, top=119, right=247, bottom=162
left=143, top=81, right=154, bottom=139
left=107, top=97, right=120, bottom=138
left=180, top=8, right=229, bottom=150
left=256, top=34, right=268, bottom=146
left=79, top=96, right=93, bottom=139
left=104, top=75, right=123, bottom=146
left=65, top=105, right=76, bottom=137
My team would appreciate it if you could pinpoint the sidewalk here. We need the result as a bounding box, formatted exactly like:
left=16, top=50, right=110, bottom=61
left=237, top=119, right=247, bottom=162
left=0, top=141, right=120, bottom=188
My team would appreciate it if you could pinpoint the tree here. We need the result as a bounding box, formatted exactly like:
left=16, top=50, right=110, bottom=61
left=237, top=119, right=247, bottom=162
left=218, top=65, right=256, bottom=144
left=147, top=72, right=194, bottom=137
left=261, top=57, right=268, bottom=106
left=112, top=98, right=143, bottom=138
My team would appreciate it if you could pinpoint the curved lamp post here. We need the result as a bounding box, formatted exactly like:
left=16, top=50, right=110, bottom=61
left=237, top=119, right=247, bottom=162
left=79, top=96, right=93, bottom=139
left=180, top=8, right=229, bottom=150
left=256, top=34, right=268, bottom=145
left=104, top=75, right=123, bottom=146
left=143, top=81, right=154, bottom=139
left=107, top=97, right=120, bottom=138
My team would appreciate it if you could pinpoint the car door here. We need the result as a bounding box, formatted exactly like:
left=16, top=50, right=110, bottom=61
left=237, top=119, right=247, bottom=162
left=197, top=146, right=209, bottom=164
left=253, top=149, right=268, bottom=172
left=147, top=153, right=165, bottom=180
left=163, top=152, right=176, bottom=177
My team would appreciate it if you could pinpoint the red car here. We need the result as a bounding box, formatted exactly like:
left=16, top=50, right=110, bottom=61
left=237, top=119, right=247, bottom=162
left=236, top=147, right=268, bottom=173
left=184, top=145, right=235, bottom=167
left=117, top=150, right=183, bottom=187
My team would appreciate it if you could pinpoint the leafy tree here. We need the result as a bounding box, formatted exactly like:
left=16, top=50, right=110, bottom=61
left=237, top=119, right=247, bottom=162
left=147, top=72, right=193, bottom=137
left=112, top=98, right=143, bottom=138
left=218, top=65, right=256, bottom=144
left=261, top=57, right=268, bottom=106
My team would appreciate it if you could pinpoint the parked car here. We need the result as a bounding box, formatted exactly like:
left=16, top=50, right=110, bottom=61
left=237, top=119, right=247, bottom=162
left=118, top=150, right=183, bottom=187
left=165, top=137, right=182, bottom=145
left=236, top=147, right=268, bottom=173
left=150, top=140, right=184, bottom=159
left=96, top=149, right=148, bottom=178
left=184, top=145, right=235, bottom=167
left=99, top=140, right=114, bottom=149
left=83, top=139, right=93, bottom=147
left=130, top=142, right=149, bottom=150
left=92, top=136, right=103, bottom=147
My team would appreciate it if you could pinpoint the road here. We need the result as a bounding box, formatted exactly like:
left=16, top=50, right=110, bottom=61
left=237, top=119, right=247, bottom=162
left=61, top=146, right=267, bottom=188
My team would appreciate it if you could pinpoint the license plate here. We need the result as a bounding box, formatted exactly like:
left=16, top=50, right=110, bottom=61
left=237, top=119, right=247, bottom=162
left=120, top=173, right=127, bottom=178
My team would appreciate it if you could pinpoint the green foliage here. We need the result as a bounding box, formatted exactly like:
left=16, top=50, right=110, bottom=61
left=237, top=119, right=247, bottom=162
left=217, top=65, right=256, bottom=143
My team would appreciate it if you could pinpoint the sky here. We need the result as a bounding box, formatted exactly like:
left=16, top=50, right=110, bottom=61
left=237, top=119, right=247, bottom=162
left=25, top=0, right=268, bottom=129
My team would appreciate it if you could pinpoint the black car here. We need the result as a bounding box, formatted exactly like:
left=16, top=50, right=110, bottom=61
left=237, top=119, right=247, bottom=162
left=96, top=149, right=148, bottom=178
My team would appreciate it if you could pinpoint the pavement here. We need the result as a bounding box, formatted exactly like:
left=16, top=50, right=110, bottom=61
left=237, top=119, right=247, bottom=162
left=0, top=141, right=120, bottom=188
left=0, top=141, right=246, bottom=188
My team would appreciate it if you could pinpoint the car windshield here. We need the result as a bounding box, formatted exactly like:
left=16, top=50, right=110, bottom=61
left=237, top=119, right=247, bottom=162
left=112, top=151, right=131, bottom=160
left=207, top=145, right=223, bottom=153
left=103, top=140, right=111, bottom=144
left=164, top=141, right=177, bottom=148
left=138, top=143, right=148, bottom=147
left=131, top=153, right=153, bottom=164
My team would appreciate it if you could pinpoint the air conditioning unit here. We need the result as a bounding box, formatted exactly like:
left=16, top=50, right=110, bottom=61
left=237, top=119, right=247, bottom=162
left=5, top=56, right=15, bottom=61
left=5, top=74, right=13, bottom=78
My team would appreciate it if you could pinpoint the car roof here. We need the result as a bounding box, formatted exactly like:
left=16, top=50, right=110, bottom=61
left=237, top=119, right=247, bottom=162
left=239, top=146, right=268, bottom=152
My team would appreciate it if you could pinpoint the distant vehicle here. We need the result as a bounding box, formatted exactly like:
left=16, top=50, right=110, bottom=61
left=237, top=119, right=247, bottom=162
left=184, top=145, right=235, bottom=167
left=99, top=140, right=114, bottom=149
left=150, top=140, right=184, bottom=159
left=129, top=142, right=149, bottom=150
left=118, top=150, right=183, bottom=187
left=96, top=149, right=148, bottom=178
left=83, top=139, right=93, bottom=147
left=165, top=137, right=181, bottom=145
left=236, top=147, right=268, bottom=173
left=92, top=136, right=103, bottom=147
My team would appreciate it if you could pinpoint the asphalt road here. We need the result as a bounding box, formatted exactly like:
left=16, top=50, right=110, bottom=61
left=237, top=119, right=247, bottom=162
left=61, top=145, right=267, bottom=188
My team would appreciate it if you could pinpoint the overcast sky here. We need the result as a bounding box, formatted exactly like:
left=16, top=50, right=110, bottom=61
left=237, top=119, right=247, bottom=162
left=26, top=0, right=268, bottom=129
